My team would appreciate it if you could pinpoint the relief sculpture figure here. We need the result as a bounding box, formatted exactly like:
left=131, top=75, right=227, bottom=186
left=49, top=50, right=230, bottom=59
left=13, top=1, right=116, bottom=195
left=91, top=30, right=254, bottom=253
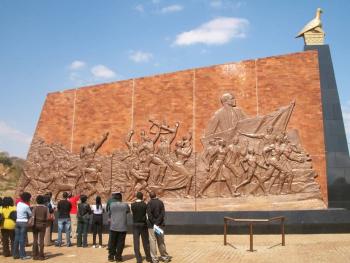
left=198, top=93, right=320, bottom=199
left=18, top=90, right=323, bottom=207
left=121, top=130, right=139, bottom=162
left=74, top=132, right=109, bottom=197
left=17, top=154, right=40, bottom=193
left=163, top=130, right=193, bottom=197
left=197, top=139, right=235, bottom=197
left=127, top=161, right=151, bottom=200
left=138, top=125, right=166, bottom=185
left=205, top=92, right=246, bottom=136
left=234, top=147, right=268, bottom=195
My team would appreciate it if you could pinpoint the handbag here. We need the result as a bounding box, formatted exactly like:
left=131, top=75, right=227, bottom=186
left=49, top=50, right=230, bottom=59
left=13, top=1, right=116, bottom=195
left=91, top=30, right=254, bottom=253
left=27, top=207, right=35, bottom=228
left=27, top=216, right=35, bottom=227
left=48, top=213, right=55, bottom=222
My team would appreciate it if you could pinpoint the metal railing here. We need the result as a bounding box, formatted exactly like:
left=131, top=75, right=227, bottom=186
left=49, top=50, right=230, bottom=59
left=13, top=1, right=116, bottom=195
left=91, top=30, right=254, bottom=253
left=224, top=216, right=286, bottom=252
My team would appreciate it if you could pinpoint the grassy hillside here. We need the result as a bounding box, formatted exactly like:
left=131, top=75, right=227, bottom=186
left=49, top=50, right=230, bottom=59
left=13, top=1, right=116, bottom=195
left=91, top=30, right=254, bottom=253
left=0, top=151, right=24, bottom=197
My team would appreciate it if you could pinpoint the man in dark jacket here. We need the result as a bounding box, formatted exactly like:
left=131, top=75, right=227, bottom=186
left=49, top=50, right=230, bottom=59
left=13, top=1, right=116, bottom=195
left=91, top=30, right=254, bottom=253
left=55, top=192, right=72, bottom=247
left=108, top=192, right=130, bottom=262
left=146, top=191, right=171, bottom=263
left=131, top=192, right=152, bottom=263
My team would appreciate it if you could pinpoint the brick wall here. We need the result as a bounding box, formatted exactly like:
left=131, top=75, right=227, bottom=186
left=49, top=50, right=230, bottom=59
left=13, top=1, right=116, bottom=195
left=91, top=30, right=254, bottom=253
left=32, top=50, right=327, bottom=202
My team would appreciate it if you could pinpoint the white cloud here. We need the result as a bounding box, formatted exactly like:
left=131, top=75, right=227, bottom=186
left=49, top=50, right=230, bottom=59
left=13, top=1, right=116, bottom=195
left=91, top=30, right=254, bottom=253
left=152, top=0, right=161, bottom=4
left=210, top=0, right=245, bottom=9
left=69, top=60, right=86, bottom=70
left=91, top=65, right=116, bottom=79
left=129, top=51, right=153, bottom=63
left=135, top=4, right=144, bottom=13
left=0, top=121, right=32, bottom=145
left=342, top=101, right=350, bottom=147
left=174, top=17, right=249, bottom=46
left=160, top=4, right=183, bottom=14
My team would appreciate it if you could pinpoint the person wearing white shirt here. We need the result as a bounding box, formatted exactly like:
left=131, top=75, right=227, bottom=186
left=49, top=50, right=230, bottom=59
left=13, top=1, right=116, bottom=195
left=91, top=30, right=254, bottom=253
left=13, top=192, right=32, bottom=260
left=91, top=196, right=105, bottom=248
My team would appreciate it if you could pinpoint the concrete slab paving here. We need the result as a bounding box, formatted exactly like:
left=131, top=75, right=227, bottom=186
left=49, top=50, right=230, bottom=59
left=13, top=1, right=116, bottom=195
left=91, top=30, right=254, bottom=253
left=1, top=233, right=350, bottom=263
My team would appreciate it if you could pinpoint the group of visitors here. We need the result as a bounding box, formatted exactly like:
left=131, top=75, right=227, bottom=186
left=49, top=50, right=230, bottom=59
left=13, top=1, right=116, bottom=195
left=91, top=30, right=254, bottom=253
left=0, top=192, right=55, bottom=260
left=108, top=191, right=171, bottom=263
left=0, top=190, right=171, bottom=263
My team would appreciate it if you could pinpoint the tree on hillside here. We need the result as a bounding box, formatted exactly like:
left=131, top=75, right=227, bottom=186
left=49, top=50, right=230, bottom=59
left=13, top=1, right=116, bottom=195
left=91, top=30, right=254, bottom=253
left=0, top=151, right=13, bottom=167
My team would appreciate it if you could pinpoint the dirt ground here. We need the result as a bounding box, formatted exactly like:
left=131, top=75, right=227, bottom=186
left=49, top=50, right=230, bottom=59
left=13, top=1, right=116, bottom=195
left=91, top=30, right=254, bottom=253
left=1, top=233, right=350, bottom=263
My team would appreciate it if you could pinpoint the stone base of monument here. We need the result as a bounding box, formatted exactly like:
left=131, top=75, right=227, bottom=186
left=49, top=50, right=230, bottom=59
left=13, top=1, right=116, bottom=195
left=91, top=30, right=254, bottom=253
left=162, top=209, right=350, bottom=234
left=162, top=192, right=326, bottom=211
left=51, top=208, right=350, bottom=234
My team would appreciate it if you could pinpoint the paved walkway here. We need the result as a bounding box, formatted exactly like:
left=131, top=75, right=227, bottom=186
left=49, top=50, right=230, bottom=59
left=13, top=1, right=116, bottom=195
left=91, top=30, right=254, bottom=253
left=1, top=234, right=350, bottom=262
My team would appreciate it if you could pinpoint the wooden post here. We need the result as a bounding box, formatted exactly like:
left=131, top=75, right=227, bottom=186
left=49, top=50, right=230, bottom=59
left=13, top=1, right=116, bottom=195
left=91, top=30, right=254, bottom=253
left=249, top=223, right=253, bottom=252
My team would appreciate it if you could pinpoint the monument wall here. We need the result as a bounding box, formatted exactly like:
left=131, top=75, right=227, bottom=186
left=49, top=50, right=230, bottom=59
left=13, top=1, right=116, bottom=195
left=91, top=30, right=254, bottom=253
left=22, top=50, right=327, bottom=210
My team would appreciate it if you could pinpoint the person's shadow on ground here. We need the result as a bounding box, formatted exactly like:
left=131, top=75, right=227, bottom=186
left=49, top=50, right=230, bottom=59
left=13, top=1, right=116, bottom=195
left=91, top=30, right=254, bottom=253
left=45, top=252, right=64, bottom=259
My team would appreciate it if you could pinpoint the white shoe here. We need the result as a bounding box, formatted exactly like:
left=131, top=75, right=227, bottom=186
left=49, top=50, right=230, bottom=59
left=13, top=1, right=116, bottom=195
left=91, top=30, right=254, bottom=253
left=92, top=245, right=96, bottom=248
left=98, top=245, right=102, bottom=248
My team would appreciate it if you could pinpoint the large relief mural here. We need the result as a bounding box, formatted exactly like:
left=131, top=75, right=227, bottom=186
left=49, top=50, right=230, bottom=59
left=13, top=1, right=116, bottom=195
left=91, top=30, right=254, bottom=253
left=18, top=92, right=324, bottom=210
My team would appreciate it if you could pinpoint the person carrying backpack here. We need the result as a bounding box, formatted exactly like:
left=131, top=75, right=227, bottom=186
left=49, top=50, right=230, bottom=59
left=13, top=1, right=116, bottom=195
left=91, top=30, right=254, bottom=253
left=0, top=197, right=16, bottom=257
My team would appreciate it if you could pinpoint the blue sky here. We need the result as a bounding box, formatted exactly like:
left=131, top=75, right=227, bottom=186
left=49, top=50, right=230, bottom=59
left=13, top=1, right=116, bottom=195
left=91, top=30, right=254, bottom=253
left=0, top=0, right=349, bottom=158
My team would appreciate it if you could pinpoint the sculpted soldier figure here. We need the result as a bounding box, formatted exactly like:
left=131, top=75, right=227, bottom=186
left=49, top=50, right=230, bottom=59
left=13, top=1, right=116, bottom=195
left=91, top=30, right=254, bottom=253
left=205, top=92, right=246, bottom=136
left=17, top=154, right=40, bottom=193
left=80, top=163, right=106, bottom=198
left=50, top=161, right=75, bottom=200
left=234, top=147, right=268, bottom=195
left=130, top=162, right=151, bottom=194
left=76, top=132, right=109, bottom=187
left=34, top=147, right=57, bottom=194
left=197, top=139, right=235, bottom=197
left=240, top=126, right=276, bottom=162
left=80, top=132, right=109, bottom=163
left=121, top=130, right=139, bottom=162
left=156, top=122, right=179, bottom=158
left=138, top=120, right=179, bottom=185
left=175, top=130, right=193, bottom=165
left=163, top=131, right=193, bottom=198
left=224, top=136, right=246, bottom=179
left=202, top=139, right=219, bottom=171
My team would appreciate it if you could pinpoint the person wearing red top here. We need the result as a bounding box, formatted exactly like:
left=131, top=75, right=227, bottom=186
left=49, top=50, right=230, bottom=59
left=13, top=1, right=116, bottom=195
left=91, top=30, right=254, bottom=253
left=68, top=192, right=80, bottom=239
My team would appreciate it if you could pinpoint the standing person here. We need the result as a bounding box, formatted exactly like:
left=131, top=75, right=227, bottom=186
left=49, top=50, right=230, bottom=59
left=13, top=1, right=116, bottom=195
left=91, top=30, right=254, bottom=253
left=43, top=194, right=54, bottom=246
left=106, top=192, right=119, bottom=213
left=76, top=195, right=91, bottom=248
left=15, top=192, right=29, bottom=247
left=0, top=197, right=16, bottom=257
left=108, top=192, right=130, bottom=262
left=55, top=192, right=72, bottom=247
left=46, top=192, right=56, bottom=243
left=13, top=192, right=32, bottom=260
left=131, top=192, right=152, bottom=263
left=68, top=192, right=80, bottom=240
left=106, top=192, right=119, bottom=250
left=0, top=197, right=2, bottom=247
left=32, top=195, right=49, bottom=260
left=147, top=191, right=171, bottom=263
left=91, top=195, right=104, bottom=248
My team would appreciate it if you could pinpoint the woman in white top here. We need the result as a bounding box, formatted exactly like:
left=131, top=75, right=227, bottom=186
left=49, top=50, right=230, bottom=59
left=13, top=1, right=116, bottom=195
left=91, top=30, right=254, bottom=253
left=13, top=192, right=32, bottom=260
left=91, top=196, right=105, bottom=248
